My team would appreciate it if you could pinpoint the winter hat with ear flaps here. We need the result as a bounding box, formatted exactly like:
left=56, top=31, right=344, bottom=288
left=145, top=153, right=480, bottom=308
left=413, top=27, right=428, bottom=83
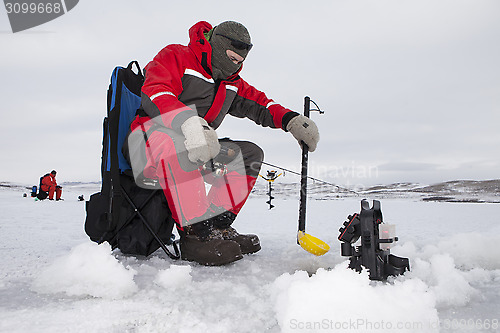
left=209, top=21, right=252, bottom=80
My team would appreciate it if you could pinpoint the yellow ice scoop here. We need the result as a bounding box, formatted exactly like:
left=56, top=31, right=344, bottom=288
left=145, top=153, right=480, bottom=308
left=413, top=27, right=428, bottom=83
left=297, top=230, right=330, bottom=256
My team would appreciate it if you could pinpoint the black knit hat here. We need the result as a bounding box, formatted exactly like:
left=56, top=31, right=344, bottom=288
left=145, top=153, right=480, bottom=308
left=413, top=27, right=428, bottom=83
left=51, top=170, right=57, bottom=175
left=209, top=21, right=252, bottom=80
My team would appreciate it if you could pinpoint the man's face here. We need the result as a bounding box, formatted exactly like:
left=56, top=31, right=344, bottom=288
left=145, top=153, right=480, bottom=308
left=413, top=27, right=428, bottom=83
left=226, top=50, right=244, bottom=65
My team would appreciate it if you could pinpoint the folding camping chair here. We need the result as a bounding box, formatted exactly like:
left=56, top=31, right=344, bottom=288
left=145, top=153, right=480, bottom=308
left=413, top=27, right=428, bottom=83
left=85, top=61, right=180, bottom=259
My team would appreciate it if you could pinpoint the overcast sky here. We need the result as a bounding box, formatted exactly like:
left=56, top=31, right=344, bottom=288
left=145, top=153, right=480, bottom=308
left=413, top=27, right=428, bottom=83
left=1, top=0, right=499, bottom=187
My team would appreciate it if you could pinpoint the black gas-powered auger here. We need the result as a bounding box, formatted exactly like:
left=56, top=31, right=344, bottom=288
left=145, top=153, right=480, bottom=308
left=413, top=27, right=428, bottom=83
left=338, top=199, right=410, bottom=281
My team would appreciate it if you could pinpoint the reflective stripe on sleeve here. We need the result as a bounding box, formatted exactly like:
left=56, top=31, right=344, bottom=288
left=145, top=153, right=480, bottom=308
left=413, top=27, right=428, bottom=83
left=150, top=91, right=176, bottom=101
left=266, top=101, right=277, bottom=109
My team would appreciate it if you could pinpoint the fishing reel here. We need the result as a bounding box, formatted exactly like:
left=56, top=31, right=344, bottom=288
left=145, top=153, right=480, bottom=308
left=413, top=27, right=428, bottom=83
left=338, top=199, right=410, bottom=281
left=201, top=145, right=237, bottom=178
left=202, top=160, right=228, bottom=178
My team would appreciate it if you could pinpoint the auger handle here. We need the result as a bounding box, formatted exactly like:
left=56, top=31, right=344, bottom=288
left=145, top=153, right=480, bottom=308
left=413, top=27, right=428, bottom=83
left=298, top=96, right=311, bottom=233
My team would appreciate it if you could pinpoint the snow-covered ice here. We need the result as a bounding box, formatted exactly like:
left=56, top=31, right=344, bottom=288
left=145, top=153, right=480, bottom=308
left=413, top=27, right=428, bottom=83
left=32, top=242, right=138, bottom=299
left=1, top=182, right=499, bottom=332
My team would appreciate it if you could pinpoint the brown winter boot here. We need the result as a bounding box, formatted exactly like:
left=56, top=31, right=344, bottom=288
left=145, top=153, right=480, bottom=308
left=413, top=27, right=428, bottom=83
left=212, top=212, right=261, bottom=255
left=179, top=221, right=243, bottom=266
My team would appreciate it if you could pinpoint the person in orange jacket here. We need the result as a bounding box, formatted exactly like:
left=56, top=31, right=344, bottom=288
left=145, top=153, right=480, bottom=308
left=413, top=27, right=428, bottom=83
left=41, top=170, right=63, bottom=200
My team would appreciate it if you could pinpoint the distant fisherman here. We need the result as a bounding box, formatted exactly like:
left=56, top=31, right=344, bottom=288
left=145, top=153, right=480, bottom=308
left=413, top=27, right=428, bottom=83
left=40, top=170, right=63, bottom=201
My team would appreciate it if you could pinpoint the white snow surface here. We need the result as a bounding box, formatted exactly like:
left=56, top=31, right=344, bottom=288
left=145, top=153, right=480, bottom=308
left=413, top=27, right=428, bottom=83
left=1, top=183, right=500, bottom=332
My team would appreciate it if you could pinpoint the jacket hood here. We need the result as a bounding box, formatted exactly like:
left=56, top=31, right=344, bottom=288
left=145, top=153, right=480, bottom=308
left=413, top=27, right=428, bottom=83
left=188, top=21, right=243, bottom=81
left=188, top=21, right=214, bottom=77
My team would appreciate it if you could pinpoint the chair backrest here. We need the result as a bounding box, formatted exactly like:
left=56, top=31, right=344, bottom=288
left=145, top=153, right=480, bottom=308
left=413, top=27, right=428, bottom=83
left=103, top=60, right=144, bottom=178
left=101, top=61, right=145, bottom=232
left=36, top=175, right=49, bottom=200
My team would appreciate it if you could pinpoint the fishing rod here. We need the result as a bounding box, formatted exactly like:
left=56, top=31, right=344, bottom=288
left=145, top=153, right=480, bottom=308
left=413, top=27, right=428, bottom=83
left=261, top=161, right=359, bottom=195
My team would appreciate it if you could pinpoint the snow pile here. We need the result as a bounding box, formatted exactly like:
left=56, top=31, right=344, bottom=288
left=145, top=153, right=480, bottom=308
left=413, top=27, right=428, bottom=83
left=154, top=265, right=192, bottom=288
left=408, top=254, right=477, bottom=308
left=394, top=230, right=500, bottom=308
left=32, top=242, right=138, bottom=299
left=271, top=263, right=439, bottom=332
left=435, top=232, right=500, bottom=270
left=270, top=227, right=500, bottom=332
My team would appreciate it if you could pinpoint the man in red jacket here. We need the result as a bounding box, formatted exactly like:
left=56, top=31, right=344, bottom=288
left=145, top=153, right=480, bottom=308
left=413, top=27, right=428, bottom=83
left=127, top=21, right=319, bottom=265
left=41, top=170, right=63, bottom=201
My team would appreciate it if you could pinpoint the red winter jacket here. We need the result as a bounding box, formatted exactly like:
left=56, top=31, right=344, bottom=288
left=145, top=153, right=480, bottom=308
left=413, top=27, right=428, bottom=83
left=131, top=21, right=298, bottom=133
left=41, top=174, right=57, bottom=191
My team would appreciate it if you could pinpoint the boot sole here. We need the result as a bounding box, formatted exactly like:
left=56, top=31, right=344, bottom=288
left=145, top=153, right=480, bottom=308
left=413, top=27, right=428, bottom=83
left=181, top=252, right=243, bottom=266
left=180, top=238, right=243, bottom=266
left=241, top=244, right=261, bottom=255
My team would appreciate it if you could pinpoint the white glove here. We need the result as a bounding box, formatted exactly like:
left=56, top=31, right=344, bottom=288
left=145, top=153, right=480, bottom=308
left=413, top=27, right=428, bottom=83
left=286, top=115, right=320, bottom=152
left=181, top=117, right=220, bottom=164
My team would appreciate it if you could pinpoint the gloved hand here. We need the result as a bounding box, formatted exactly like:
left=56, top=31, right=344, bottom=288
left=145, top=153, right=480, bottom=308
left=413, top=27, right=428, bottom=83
left=286, top=114, right=320, bottom=152
left=181, top=116, right=220, bottom=164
